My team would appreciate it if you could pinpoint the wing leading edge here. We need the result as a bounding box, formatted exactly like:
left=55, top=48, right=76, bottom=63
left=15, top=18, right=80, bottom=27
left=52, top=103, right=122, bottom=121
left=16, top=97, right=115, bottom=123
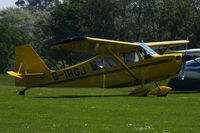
left=146, top=40, right=189, bottom=47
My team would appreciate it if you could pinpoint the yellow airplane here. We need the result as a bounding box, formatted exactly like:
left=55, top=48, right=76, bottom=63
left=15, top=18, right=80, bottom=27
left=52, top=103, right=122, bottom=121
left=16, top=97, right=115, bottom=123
left=7, top=36, right=191, bottom=96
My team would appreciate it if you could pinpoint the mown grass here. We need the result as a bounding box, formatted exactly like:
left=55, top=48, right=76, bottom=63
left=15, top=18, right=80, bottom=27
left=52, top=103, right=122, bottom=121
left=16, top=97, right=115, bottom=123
left=0, top=74, right=200, bottom=133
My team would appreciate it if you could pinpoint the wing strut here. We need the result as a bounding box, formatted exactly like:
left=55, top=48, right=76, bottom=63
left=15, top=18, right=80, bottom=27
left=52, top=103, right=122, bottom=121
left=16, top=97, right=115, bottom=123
left=102, top=50, right=106, bottom=96
left=161, top=46, right=170, bottom=55
left=103, top=45, right=139, bottom=81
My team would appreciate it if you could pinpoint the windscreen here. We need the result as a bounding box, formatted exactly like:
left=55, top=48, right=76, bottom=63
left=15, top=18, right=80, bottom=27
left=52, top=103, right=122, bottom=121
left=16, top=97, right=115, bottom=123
left=138, top=42, right=159, bottom=56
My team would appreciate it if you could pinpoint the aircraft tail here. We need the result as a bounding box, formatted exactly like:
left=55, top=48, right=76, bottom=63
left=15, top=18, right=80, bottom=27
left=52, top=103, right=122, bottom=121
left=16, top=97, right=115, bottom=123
left=7, top=44, right=50, bottom=86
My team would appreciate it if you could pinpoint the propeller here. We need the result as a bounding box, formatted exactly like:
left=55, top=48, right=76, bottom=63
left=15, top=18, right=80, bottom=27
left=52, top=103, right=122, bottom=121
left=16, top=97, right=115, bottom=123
left=180, top=61, right=186, bottom=80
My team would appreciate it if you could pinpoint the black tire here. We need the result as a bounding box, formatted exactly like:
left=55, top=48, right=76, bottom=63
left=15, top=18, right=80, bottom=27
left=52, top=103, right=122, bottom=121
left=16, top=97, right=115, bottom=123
left=18, top=91, right=25, bottom=95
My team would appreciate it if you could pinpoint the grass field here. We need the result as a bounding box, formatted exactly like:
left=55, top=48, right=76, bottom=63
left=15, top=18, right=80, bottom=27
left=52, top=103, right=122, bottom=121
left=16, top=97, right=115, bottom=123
left=0, top=74, right=200, bottom=133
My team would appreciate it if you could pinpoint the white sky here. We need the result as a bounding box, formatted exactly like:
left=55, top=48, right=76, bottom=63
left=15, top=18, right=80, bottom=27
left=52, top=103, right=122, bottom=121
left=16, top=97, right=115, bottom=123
left=0, top=0, right=17, bottom=10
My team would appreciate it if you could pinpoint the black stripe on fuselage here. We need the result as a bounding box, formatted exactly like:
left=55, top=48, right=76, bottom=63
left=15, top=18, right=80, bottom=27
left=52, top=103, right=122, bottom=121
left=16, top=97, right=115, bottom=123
left=32, top=59, right=170, bottom=87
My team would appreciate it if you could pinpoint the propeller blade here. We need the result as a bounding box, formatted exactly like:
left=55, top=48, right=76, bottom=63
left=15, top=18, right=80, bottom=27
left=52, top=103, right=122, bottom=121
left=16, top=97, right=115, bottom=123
left=180, top=55, right=200, bottom=80
left=181, top=61, right=186, bottom=80
left=181, top=54, right=193, bottom=80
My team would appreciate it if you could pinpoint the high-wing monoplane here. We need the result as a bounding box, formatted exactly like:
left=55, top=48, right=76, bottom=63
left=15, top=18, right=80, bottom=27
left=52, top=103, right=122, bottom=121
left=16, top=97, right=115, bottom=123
left=7, top=36, right=191, bottom=96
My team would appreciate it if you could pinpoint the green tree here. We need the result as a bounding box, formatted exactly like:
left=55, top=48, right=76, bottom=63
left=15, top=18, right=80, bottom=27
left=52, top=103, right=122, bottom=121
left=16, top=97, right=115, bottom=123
left=118, top=0, right=159, bottom=42
left=15, top=0, right=60, bottom=11
left=49, top=1, right=87, bottom=41
left=0, top=8, right=51, bottom=52
left=0, top=8, right=35, bottom=37
left=82, top=0, right=120, bottom=39
left=158, top=0, right=200, bottom=47
left=0, top=23, right=31, bottom=73
left=48, top=0, right=121, bottom=40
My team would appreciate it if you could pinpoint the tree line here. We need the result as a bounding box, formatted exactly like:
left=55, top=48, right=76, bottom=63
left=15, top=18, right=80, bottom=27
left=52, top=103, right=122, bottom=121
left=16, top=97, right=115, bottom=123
left=0, top=0, right=200, bottom=73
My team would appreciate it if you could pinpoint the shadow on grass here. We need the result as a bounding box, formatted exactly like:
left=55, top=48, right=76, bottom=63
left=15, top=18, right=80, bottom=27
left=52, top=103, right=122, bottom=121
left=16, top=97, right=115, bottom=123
left=34, top=91, right=200, bottom=98
left=34, top=94, right=132, bottom=99
left=170, top=91, right=200, bottom=94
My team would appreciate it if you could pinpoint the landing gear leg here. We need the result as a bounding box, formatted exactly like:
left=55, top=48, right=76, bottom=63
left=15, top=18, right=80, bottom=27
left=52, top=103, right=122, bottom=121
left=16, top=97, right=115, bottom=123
left=154, top=81, right=161, bottom=91
left=18, top=87, right=30, bottom=95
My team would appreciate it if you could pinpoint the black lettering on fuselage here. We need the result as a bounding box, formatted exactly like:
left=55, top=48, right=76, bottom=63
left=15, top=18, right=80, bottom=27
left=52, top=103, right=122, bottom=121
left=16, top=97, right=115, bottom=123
left=52, top=72, right=59, bottom=80
left=73, top=68, right=80, bottom=76
left=67, top=69, right=74, bottom=78
left=63, top=66, right=87, bottom=79
left=81, top=66, right=86, bottom=75
left=63, top=70, right=68, bottom=78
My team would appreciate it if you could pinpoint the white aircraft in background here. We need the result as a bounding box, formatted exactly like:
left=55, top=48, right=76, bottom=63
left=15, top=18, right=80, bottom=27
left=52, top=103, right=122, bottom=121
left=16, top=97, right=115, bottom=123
left=171, top=49, right=200, bottom=80
left=180, top=56, right=200, bottom=80
left=168, top=49, right=200, bottom=91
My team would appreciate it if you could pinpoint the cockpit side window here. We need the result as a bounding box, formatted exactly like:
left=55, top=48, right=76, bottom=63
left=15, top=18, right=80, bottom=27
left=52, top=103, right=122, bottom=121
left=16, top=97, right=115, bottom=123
left=90, top=56, right=116, bottom=70
left=105, top=56, right=116, bottom=67
left=119, top=51, right=139, bottom=64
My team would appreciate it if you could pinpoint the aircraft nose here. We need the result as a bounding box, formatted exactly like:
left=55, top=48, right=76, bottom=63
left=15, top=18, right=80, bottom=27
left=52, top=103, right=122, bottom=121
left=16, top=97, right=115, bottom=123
left=182, top=54, right=193, bottom=62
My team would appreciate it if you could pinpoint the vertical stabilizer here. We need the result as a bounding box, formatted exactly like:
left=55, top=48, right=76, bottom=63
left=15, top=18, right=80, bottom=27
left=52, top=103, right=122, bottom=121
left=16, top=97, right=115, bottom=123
left=13, top=44, right=50, bottom=87
left=15, top=44, right=49, bottom=74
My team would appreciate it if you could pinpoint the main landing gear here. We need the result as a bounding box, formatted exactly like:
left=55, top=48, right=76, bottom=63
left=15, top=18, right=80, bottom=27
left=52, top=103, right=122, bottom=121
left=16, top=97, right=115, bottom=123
left=149, top=82, right=172, bottom=96
left=129, top=81, right=172, bottom=97
left=18, top=87, right=31, bottom=95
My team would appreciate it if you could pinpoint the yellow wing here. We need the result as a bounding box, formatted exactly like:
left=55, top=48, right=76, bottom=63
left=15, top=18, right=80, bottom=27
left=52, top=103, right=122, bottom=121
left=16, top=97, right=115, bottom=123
left=51, top=36, right=189, bottom=54
left=146, top=40, right=189, bottom=54
left=51, top=36, right=139, bottom=54
left=146, top=40, right=189, bottom=47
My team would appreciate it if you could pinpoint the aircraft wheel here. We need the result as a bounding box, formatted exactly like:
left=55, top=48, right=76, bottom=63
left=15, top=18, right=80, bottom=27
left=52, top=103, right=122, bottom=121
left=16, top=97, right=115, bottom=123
left=149, top=86, right=171, bottom=96
left=18, top=91, right=25, bottom=95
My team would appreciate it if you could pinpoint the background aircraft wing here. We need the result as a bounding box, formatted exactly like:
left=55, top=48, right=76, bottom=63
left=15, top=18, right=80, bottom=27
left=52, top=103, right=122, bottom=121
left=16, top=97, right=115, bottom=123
left=170, top=49, right=200, bottom=54
left=51, top=36, right=139, bottom=54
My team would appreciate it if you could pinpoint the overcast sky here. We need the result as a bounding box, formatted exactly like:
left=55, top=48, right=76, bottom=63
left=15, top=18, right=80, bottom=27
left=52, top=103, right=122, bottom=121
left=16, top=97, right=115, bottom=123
left=0, top=0, right=17, bottom=10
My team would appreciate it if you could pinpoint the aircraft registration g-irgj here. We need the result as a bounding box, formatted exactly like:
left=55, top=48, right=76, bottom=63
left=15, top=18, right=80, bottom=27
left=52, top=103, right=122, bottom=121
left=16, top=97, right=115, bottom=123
left=7, top=36, right=192, bottom=96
